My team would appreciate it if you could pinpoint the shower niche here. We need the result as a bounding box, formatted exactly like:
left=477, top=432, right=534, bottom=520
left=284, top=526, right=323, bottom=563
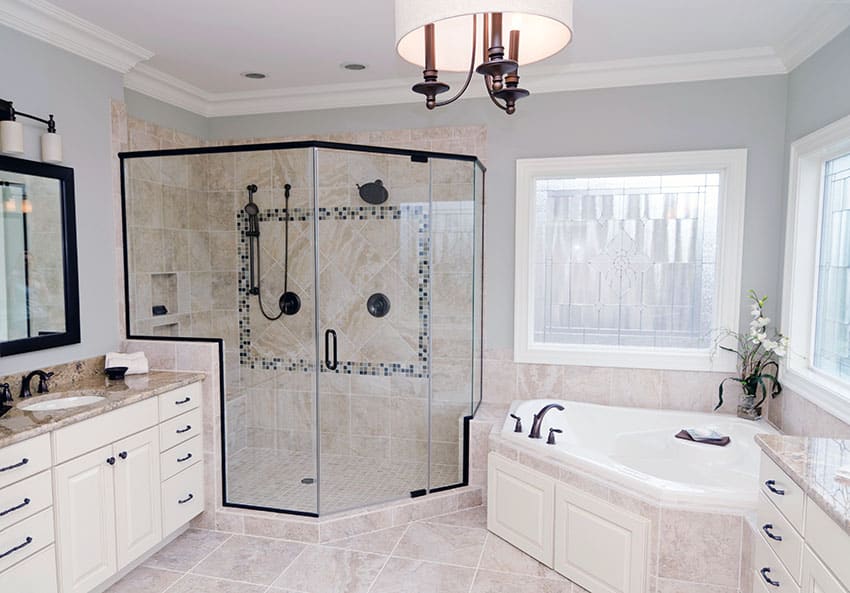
left=122, top=142, right=484, bottom=516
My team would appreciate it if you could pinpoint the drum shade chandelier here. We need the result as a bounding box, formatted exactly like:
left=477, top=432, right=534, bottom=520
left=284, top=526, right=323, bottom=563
left=394, top=0, right=574, bottom=114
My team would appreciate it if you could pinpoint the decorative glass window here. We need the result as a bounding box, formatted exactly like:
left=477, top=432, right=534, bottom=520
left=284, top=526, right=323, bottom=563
left=515, top=150, right=747, bottom=371
left=784, top=115, right=850, bottom=425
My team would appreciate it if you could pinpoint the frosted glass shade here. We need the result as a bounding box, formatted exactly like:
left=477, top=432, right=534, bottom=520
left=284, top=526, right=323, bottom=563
left=41, top=132, right=63, bottom=163
left=395, top=0, right=573, bottom=72
left=0, top=120, right=24, bottom=155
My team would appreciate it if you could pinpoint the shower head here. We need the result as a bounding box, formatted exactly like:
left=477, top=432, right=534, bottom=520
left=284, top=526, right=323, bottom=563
left=244, top=184, right=260, bottom=216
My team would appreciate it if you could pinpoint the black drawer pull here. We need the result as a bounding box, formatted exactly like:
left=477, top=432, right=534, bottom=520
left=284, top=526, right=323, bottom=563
left=762, top=523, right=783, bottom=542
left=0, top=536, right=32, bottom=560
left=0, top=498, right=30, bottom=518
left=176, top=425, right=192, bottom=434
left=764, top=480, right=785, bottom=496
left=760, top=568, right=780, bottom=587
left=178, top=493, right=194, bottom=504
left=0, top=458, right=28, bottom=472
left=118, top=451, right=128, bottom=460
left=177, top=453, right=193, bottom=463
left=175, top=397, right=191, bottom=405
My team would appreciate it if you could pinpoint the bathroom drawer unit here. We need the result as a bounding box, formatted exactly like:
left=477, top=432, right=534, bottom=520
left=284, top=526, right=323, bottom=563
left=0, top=544, right=58, bottom=593
left=53, top=398, right=158, bottom=464
left=759, top=453, right=805, bottom=532
left=754, top=533, right=801, bottom=593
left=161, top=462, right=204, bottom=536
left=757, top=492, right=803, bottom=583
left=160, top=407, right=202, bottom=451
left=804, top=500, right=850, bottom=589
left=0, top=470, right=52, bottom=532
left=0, top=507, right=54, bottom=574
left=159, top=382, right=201, bottom=421
left=0, top=433, right=51, bottom=490
left=160, top=435, right=203, bottom=481
left=801, top=546, right=849, bottom=593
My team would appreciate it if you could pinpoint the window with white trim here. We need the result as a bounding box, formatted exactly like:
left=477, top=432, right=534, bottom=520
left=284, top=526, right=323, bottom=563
left=783, top=115, right=850, bottom=422
left=514, top=150, right=747, bottom=371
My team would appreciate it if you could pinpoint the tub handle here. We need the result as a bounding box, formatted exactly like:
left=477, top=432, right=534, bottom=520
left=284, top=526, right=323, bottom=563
left=760, top=568, right=780, bottom=587
left=762, top=523, right=783, bottom=542
left=509, top=414, right=523, bottom=433
left=764, top=480, right=785, bottom=496
left=547, top=428, right=563, bottom=445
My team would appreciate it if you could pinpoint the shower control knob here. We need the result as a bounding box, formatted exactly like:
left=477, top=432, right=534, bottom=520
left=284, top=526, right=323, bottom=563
left=546, top=428, right=563, bottom=445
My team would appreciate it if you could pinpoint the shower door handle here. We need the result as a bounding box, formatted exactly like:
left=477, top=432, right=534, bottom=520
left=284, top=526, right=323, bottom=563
left=325, top=329, right=338, bottom=370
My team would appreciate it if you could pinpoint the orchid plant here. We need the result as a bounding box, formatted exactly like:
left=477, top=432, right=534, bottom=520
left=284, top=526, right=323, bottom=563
left=715, top=291, right=788, bottom=415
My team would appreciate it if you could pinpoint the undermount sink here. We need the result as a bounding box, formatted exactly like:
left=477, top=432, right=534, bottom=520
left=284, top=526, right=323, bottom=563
left=19, top=395, right=106, bottom=412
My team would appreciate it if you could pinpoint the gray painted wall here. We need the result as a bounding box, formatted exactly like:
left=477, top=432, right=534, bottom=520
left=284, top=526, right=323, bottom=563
left=208, top=76, right=789, bottom=349
left=124, top=89, right=210, bottom=140
left=0, top=26, right=124, bottom=373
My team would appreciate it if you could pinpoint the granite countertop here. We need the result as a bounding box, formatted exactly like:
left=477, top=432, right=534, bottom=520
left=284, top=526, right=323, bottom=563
left=0, top=371, right=205, bottom=449
left=756, top=433, right=850, bottom=536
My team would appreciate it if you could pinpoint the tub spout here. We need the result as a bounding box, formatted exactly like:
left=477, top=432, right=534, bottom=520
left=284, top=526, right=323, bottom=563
left=528, top=403, right=565, bottom=439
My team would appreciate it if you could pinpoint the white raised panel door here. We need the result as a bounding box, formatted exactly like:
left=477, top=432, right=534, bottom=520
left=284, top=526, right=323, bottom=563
left=53, top=445, right=117, bottom=593
left=114, top=427, right=162, bottom=569
left=487, top=453, right=555, bottom=566
left=554, top=482, right=649, bottom=593
left=802, top=547, right=849, bottom=593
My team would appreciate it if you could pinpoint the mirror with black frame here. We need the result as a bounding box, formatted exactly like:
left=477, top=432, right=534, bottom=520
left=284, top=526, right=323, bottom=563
left=0, top=155, right=79, bottom=356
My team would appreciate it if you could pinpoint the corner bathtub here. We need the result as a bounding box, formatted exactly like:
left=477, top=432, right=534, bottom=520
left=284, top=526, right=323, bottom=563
left=501, top=399, right=780, bottom=512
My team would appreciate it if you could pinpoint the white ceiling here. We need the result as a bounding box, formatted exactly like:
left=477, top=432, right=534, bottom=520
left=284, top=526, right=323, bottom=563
left=4, top=0, right=850, bottom=115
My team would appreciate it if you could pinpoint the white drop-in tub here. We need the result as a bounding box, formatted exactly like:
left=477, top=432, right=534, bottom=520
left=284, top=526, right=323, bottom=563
left=502, top=399, right=780, bottom=511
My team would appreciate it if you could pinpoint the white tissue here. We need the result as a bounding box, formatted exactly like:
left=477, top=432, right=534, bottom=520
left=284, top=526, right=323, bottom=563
left=105, top=351, right=149, bottom=375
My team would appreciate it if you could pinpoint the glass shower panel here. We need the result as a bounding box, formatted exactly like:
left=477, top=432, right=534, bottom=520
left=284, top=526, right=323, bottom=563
left=429, top=157, right=477, bottom=490
left=315, top=147, right=430, bottom=514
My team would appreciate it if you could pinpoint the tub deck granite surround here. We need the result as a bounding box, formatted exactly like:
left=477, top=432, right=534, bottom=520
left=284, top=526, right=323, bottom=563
left=755, top=434, right=850, bottom=536
left=0, top=369, right=205, bottom=448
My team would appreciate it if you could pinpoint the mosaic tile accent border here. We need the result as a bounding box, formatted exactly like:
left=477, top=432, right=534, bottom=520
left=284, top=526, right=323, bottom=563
left=237, top=204, right=430, bottom=378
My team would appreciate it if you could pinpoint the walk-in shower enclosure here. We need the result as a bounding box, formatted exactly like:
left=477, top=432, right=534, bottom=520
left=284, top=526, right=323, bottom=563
left=121, top=142, right=484, bottom=516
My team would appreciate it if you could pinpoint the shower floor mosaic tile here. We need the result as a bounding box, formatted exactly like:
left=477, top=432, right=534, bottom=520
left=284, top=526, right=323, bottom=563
left=107, top=507, right=581, bottom=593
left=226, top=448, right=461, bottom=513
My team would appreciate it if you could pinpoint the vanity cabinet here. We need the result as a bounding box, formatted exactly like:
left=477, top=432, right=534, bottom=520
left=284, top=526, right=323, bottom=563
left=755, top=452, right=850, bottom=593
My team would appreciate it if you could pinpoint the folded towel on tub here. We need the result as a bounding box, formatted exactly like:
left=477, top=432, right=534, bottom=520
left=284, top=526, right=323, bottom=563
left=675, top=429, right=731, bottom=447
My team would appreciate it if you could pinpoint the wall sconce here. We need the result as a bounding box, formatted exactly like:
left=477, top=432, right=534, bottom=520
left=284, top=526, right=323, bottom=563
left=0, top=98, right=63, bottom=163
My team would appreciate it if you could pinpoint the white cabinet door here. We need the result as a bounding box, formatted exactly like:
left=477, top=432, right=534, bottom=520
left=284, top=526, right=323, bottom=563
left=802, top=547, right=849, bottom=593
left=114, top=427, right=162, bottom=570
left=487, top=453, right=555, bottom=567
left=554, top=482, right=649, bottom=593
left=53, top=445, right=117, bottom=593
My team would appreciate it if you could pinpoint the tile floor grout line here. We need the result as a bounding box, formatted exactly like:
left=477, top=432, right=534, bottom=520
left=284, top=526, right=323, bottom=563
left=365, top=521, right=414, bottom=593
left=467, top=531, right=490, bottom=593
left=159, top=531, right=234, bottom=593
left=264, top=541, right=310, bottom=590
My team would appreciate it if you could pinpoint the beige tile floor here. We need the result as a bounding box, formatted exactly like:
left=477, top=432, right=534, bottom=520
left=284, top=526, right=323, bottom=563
left=107, top=506, right=582, bottom=593
left=226, top=448, right=461, bottom=513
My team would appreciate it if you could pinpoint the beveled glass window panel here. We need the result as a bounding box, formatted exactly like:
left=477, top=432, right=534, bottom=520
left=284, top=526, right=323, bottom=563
left=532, top=173, right=720, bottom=349
left=813, top=152, right=850, bottom=382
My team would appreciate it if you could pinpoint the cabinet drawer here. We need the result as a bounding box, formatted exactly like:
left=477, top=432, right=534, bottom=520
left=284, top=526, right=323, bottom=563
left=0, top=507, right=54, bottom=574
left=0, top=544, right=57, bottom=593
left=0, top=434, right=51, bottom=490
left=757, top=493, right=803, bottom=583
left=801, top=546, right=849, bottom=593
left=754, top=533, right=800, bottom=593
left=53, top=398, right=157, bottom=464
left=804, top=499, right=850, bottom=589
left=160, top=435, right=203, bottom=481
left=759, top=453, right=805, bottom=532
left=0, top=470, right=52, bottom=532
left=160, top=407, right=202, bottom=451
left=162, top=462, right=204, bottom=536
left=159, top=382, right=201, bottom=421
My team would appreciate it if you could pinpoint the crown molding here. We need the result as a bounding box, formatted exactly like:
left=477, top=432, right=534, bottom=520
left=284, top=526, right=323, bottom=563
left=0, top=0, right=152, bottom=72
left=775, top=5, right=850, bottom=71
left=125, top=46, right=788, bottom=118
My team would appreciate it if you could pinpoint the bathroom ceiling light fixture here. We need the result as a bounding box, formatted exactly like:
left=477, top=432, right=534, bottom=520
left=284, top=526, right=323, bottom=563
left=0, top=98, right=63, bottom=162
left=395, top=0, right=573, bottom=114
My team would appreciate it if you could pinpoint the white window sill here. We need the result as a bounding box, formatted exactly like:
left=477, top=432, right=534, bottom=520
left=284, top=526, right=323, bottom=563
left=515, top=344, right=737, bottom=372
left=781, top=366, right=850, bottom=427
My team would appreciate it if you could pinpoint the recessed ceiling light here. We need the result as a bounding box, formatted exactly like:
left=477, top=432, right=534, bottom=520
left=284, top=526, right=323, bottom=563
left=241, top=72, right=268, bottom=80
left=342, top=63, right=367, bottom=71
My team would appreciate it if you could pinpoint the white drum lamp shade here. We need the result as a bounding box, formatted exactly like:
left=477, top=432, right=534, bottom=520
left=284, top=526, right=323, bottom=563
left=0, top=120, right=24, bottom=155
left=41, top=132, right=63, bottom=163
left=395, top=0, right=573, bottom=72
